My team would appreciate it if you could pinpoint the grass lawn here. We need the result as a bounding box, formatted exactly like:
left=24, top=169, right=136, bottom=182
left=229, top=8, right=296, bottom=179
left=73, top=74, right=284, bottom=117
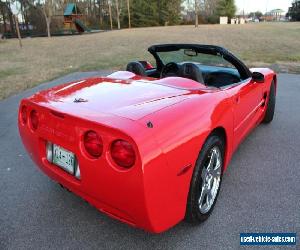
left=1, top=22, right=300, bottom=100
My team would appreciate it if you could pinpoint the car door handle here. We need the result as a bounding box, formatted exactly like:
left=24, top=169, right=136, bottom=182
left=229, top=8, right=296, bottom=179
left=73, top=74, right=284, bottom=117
left=235, top=96, right=240, bottom=104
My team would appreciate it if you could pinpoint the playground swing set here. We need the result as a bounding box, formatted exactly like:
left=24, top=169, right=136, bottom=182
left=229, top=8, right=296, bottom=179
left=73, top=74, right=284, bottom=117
left=62, top=3, right=91, bottom=34
left=0, top=3, right=92, bottom=38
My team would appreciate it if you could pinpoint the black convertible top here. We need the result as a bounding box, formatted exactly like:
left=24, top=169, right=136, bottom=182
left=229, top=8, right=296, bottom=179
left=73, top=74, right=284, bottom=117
left=148, top=44, right=252, bottom=79
left=148, top=44, right=225, bottom=54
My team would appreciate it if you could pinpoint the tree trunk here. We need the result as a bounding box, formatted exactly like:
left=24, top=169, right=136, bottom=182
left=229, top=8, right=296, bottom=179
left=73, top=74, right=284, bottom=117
left=109, top=3, right=113, bottom=30
left=99, top=2, right=103, bottom=29
left=89, top=0, right=92, bottom=17
left=46, top=18, right=51, bottom=37
left=195, top=0, right=199, bottom=27
left=93, top=0, right=96, bottom=19
left=115, top=0, right=120, bottom=29
left=14, top=15, right=22, bottom=48
left=127, top=0, right=131, bottom=28
left=42, top=9, right=51, bottom=38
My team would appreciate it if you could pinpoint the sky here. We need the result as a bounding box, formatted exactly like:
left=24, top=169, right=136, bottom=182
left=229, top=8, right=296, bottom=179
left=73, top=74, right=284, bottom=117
left=235, top=0, right=293, bottom=14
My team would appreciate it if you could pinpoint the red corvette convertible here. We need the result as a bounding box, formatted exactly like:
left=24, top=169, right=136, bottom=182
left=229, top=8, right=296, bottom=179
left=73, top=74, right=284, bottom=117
left=19, top=44, right=276, bottom=233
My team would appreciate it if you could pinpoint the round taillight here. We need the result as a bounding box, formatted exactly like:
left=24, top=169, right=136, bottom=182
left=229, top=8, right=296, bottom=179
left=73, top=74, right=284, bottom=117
left=21, top=105, right=27, bottom=124
left=111, top=140, right=136, bottom=169
left=30, top=110, right=39, bottom=130
left=83, top=131, right=103, bottom=158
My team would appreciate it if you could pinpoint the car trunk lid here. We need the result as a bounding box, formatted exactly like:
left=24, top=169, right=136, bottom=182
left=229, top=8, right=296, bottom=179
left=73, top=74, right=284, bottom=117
left=29, top=77, right=199, bottom=121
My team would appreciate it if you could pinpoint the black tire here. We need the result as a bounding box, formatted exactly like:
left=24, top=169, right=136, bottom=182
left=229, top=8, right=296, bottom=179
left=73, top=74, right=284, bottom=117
left=262, top=81, right=276, bottom=124
left=185, top=134, right=224, bottom=223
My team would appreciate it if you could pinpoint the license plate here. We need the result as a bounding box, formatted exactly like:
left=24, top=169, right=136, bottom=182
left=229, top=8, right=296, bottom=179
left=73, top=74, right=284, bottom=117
left=52, top=144, right=75, bottom=174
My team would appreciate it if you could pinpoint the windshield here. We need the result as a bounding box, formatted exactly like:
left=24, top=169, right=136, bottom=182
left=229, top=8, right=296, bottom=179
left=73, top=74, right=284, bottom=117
left=157, top=49, right=235, bottom=68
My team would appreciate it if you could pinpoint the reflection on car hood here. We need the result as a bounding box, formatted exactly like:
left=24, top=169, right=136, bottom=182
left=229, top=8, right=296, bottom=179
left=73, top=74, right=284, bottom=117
left=28, top=76, right=209, bottom=121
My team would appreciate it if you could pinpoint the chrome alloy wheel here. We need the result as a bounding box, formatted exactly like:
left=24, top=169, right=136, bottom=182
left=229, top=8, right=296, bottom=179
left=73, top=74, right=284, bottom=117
left=198, top=146, right=222, bottom=214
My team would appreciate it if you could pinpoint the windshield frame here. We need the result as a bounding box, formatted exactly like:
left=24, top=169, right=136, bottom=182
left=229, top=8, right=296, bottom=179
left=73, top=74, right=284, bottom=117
left=148, top=44, right=252, bottom=80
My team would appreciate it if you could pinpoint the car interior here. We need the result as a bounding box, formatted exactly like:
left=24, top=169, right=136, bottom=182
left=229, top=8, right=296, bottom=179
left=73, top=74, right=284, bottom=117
left=125, top=44, right=252, bottom=88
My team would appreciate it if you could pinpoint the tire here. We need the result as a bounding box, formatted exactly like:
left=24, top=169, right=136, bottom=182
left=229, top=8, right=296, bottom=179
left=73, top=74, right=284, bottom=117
left=185, top=134, right=224, bottom=223
left=262, top=81, right=276, bottom=124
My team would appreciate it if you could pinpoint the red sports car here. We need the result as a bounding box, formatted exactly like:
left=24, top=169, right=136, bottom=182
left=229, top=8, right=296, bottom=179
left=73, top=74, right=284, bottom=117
left=18, top=44, right=276, bottom=233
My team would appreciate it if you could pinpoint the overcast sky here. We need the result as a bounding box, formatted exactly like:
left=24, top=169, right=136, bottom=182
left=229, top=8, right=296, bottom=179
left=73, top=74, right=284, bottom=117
left=235, top=0, right=293, bottom=14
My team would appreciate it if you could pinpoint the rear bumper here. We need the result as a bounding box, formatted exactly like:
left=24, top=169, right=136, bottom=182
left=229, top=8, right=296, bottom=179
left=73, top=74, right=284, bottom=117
left=18, top=118, right=155, bottom=231
left=40, top=158, right=138, bottom=228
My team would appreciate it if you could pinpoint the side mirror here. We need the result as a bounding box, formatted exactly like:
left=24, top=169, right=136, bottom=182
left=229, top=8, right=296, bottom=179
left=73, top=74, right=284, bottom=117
left=252, top=72, right=265, bottom=83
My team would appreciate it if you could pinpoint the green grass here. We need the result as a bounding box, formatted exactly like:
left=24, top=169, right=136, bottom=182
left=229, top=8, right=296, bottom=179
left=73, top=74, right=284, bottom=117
left=0, top=68, right=22, bottom=79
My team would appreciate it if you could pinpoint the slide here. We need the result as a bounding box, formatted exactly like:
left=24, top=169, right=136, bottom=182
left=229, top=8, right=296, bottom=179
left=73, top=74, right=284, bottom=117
left=74, top=19, right=90, bottom=33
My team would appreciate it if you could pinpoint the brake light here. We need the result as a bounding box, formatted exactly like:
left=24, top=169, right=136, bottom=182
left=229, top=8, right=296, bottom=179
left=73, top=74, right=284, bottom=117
left=83, top=131, right=103, bottom=158
left=111, top=140, right=136, bottom=168
left=30, top=110, right=39, bottom=130
left=20, top=105, right=27, bottom=124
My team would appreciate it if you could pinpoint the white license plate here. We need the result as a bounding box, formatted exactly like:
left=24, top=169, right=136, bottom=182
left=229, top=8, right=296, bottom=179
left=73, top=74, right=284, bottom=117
left=52, top=144, right=75, bottom=174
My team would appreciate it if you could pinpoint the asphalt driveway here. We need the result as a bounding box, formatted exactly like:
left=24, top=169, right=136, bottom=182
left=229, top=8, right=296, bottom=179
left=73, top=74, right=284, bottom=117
left=0, top=72, right=299, bottom=249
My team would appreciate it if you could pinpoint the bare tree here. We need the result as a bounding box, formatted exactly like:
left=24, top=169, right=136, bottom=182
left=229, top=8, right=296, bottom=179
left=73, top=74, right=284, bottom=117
left=13, top=14, right=22, bottom=47
left=23, top=0, right=65, bottom=37
left=127, top=0, right=131, bottom=28
left=115, top=0, right=120, bottom=29
left=195, top=0, right=198, bottom=27
left=42, top=0, right=53, bottom=37
left=187, top=0, right=219, bottom=25
left=108, top=2, right=113, bottom=30
left=199, top=0, right=218, bottom=20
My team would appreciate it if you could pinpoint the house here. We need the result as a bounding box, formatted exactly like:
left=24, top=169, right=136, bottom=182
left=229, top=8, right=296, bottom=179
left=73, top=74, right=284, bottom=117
left=263, top=9, right=285, bottom=21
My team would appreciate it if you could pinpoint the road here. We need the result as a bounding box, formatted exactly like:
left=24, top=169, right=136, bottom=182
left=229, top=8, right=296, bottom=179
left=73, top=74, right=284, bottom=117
left=0, top=72, right=299, bottom=249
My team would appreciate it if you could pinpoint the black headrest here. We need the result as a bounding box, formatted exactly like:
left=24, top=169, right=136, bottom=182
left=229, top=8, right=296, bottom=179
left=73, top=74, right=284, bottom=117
left=179, top=63, right=205, bottom=84
left=126, top=62, right=146, bottom=76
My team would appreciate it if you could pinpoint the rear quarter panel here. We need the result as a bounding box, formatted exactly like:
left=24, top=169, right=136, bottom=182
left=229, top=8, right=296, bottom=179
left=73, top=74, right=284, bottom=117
left=138, top=89, right=234, bottom=232
left=141, top=67, right=277, bottom=231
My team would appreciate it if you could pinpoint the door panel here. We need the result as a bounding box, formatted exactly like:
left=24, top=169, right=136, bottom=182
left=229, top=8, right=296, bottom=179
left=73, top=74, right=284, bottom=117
left=225, top=78, right=264, bottom=150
